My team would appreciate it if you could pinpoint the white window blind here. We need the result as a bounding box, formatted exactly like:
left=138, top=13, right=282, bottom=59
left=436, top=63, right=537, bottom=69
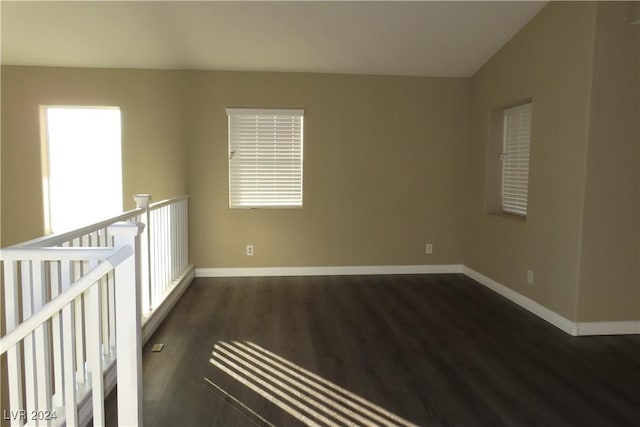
left=227, top=108, right=304, bottom=208
left=501, top=103, right=532, bottom=216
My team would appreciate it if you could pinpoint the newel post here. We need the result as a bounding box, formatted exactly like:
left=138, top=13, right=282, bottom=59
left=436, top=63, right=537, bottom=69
left=134, top=194, right=152, bottom=314
left=109, top=222, right=144, bottom=427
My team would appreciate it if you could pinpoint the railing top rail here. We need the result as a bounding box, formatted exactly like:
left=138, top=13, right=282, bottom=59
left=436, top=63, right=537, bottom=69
left=148, top=194, right=189, bottom=211
left=0, top=244, right=133, bottom=353
left=2, top=193, right=188, bottom=252
left=7, top=207, right=144, bottom=249
left=0, top=247, right=117, bottom=262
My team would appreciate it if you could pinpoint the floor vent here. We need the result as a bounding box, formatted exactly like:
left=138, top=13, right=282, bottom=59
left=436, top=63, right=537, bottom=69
left=151, top=344, right=165, bottom=352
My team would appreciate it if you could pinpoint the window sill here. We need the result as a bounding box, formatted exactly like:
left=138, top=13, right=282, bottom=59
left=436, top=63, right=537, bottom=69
left=229, top=206, right=303, bottom=210
left=486, top=211, right=527, bottom=222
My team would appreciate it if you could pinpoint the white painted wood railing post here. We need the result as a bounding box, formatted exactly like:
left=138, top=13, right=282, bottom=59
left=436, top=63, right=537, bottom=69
left=133, top=194, right=152, bottom=315
left=108, top=222, right=144, bottom=427
left=3, top=261, right=24, bottom=427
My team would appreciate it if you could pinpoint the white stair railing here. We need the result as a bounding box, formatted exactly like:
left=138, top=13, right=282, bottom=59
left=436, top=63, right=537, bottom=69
left=1, top=223, right=142, bottom=427
left=135, top=195, right=190, bottom=314
left=0, top=194, right=192, bottom=427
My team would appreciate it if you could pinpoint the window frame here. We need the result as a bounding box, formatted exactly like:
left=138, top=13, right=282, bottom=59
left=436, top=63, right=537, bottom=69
left=500, top=102, right=532, bottom=217
left=227, top=108, right=304, bottom=209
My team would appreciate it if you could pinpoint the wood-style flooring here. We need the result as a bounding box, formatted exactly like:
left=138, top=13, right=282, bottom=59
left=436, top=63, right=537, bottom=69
left=105, top=274, right=640, bottom=426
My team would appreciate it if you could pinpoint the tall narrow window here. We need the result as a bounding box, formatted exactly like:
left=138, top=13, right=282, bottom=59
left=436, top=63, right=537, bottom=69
left=501, top=103, right=532, bottom=216
left=227, top=108, right=304, bottom=208
left=42, top=106, right=123, bottom=233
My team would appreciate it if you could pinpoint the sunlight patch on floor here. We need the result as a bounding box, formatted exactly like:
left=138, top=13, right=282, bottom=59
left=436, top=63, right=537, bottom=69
left=208, top=341, right=419, bottom=427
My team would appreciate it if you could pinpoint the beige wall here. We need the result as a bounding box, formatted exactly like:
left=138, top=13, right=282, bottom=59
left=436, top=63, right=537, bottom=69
left=1, top=67, right=470, bottom=266
left=187, top=71, right=470, bottom=268
left=1, top=2, right=637, bottom=325
left=1, top=66, right=188, bottom=246
left=465, top=2, right=597, bottom=320
left=577, top=2, right=640, bottom=322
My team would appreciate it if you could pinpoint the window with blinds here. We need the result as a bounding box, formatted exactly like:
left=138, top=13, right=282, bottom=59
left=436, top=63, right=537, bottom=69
left=501, top=103, right=532, bottom=216
left=227, top=108, right=304, bottom=208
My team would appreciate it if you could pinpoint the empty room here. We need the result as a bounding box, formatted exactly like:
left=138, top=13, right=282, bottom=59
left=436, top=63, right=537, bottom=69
left=1, top=1, right=639, bottom=426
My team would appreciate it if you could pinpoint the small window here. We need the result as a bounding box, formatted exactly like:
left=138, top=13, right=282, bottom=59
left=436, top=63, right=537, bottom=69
left=42, top=106, right=123, bottom=233
left=227, top=108, right=304, bottom=208
left=501, top=103, right=532, bottom=216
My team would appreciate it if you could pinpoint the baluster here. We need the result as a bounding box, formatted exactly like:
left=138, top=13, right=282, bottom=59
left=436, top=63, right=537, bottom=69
left=170, top=203, right=178, bottom=286
left=134, top=194, right=151, bottom=315
left=168, top=205, right=173, bottom=287
left=177, top=201, right=182, bottom=271
left=154, top=208, right=164, bottom=300
left=176, top=201, right=182, bottom=272
left=108, top=269, right=117, bottom=349
left=32, top=261, right=53, bottom=426
left=153, top=209, right=160, bottom=305
left=183, top=200, right=188, bottom=269
left=167, top=204, right=171, bottom=287
left=61, top=260, right=78, bottom=427
left=178, top=201, right=182, bottom=273
left=103, top=227, right=117, bottom=350
left=180, top=200, right=185, bottom=267
left=105, top=226, right=114, bottom=247
left=81, top=234, right=91, bottom=382
left=148, top=210, right=154, bottom=308
left=151, top=209, right=159, bottom=308
left=72, top=238, right=85, bottom=384
left=159, top=207, right=165, bottom=301
left=99, top=229, right=110, bottom=355
left=173, top=202, right=178, bottom=276
left=89, top=231, right=97, bottom=247
left=167, top=204, right=172, bottom=288
left=49, top=261, right=65, bottom=409
left=159, top=207, right=165, bottom=295
left=166, top=207, right=171, bottom=285
left=4, top=261, right=25, bottom=427
left=87, top=259, right=105, bottom=426
left=184, top=200, right=189, bottom=270
left=100, top=277, right=109, bottom=355
left=20, top=261, right=38, bottom=419
left=162, top=206, right=169, bottom=294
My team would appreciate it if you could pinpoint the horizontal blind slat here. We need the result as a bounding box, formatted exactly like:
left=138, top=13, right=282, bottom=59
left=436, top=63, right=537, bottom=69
left=229, top=108, right=304, bottom=208
left=502, top=103, right=532, bottom=216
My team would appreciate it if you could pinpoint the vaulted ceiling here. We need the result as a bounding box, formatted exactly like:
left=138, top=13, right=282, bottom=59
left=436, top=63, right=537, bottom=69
left=1, top=1, right=547, bottom=77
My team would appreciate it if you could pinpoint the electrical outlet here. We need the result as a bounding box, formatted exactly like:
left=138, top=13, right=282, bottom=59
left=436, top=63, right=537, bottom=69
left=425, top=243, right=433, bottom=254
left=527, top=270, right=534, bottom=285
left=246, top=244, right=254, bottom=256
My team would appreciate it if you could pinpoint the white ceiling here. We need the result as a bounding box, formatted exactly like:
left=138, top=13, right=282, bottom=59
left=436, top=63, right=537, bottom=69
left=1, top=1, right=547, bottom=78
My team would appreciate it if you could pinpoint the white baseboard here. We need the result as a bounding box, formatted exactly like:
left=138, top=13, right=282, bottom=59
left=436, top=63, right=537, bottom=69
left=462, top=266, right=578, bottom=336
left=194, top=263, right=638, bottom=336
left=576, top=321, right=640, bottom=336
left=195, top=264, right=464, bottom=278
left=463, top=266, right=640, bottom=336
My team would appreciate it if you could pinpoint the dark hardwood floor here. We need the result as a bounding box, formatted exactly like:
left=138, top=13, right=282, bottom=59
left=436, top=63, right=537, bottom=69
left=105, top=274, right=640, bottom=426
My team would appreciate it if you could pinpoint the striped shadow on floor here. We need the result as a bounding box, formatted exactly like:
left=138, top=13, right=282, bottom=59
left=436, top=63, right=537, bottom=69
left=208, top=341, right=418, bottom=427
